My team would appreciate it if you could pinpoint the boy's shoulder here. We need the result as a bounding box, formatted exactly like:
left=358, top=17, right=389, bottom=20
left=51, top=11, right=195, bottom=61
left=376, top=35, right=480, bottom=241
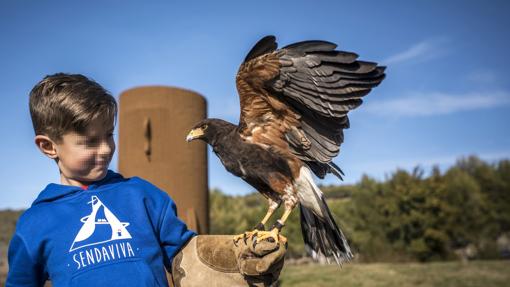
left=122, top=174, right=171, bottom=200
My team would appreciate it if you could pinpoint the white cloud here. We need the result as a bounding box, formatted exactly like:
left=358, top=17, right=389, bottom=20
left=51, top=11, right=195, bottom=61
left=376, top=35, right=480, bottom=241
left=365, top=91, right=510, bottom=117
left=466, top=69, right=498, bottom=85
left=382, top=37, right=448, bottom=65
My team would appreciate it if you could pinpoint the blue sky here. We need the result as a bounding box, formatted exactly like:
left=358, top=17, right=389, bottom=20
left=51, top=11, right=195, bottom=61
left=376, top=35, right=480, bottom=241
left=1, top=0, right=509, bottom=209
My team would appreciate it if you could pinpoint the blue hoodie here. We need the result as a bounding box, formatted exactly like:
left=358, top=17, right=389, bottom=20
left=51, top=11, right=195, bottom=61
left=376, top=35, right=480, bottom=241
left=6, top=171, right=196, bottom=287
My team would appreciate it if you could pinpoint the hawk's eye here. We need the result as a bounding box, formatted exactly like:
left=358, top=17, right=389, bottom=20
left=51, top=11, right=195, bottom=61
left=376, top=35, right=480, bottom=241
left=202, top=124, right=208, bottom=130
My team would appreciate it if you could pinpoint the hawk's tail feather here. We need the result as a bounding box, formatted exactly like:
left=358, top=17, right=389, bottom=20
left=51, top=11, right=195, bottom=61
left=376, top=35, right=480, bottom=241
left=300, top=203, right=353, bottom=265
left=297, top=166, right=353, bottom=264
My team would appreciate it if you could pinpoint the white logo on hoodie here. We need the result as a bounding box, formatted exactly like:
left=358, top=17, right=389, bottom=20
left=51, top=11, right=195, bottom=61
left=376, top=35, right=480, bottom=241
left=69, top=196, right=132, bottom=252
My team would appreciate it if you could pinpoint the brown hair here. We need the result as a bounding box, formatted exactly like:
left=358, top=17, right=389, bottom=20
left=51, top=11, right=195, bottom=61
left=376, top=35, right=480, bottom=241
left=29, top=73, right=117, bottom=142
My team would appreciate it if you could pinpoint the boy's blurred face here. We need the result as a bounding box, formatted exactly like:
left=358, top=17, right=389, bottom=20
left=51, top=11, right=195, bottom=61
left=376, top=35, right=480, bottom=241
left=55, top=117, right=115, bottom=186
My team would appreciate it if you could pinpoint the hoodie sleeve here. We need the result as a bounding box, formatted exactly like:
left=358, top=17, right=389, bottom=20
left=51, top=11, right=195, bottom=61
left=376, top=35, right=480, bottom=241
left=158, top=196, right=196, bottom=271
left=6, top=233, right=48, bottom=287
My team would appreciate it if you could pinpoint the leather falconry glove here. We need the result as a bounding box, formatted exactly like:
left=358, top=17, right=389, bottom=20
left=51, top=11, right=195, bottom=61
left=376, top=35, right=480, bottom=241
left=233, top=233, right=287, bottom=278
left=171, top=235, right=287, bottom=287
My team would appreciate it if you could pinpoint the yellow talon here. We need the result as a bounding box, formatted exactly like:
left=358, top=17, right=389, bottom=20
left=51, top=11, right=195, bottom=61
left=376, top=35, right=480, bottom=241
left=233, top=230, right=259, bottom=243
left=255, top=228, right=280, bottom=243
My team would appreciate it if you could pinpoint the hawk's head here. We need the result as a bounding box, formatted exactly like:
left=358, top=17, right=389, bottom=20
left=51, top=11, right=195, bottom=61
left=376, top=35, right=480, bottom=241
left=186, top=118, right=235, bottom=145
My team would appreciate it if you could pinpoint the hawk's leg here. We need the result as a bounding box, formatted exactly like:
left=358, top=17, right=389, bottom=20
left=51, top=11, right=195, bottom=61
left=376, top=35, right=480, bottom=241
left=255, top=205, right=292, bottom=244
left=258, top=198, right=281, bottom=229
left=234, top=198, right=280, bottom=242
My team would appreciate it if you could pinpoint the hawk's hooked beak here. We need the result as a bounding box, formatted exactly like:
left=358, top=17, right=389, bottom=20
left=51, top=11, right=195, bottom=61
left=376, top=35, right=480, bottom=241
left=186, top=128, right=204, bottom=142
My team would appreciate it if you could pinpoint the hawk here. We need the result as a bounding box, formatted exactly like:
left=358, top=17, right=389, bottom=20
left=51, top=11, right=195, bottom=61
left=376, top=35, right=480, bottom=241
left=186, top=35, right=385, bottom=263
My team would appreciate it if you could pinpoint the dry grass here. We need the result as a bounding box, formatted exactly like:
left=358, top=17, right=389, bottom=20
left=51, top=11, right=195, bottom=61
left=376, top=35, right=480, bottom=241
left=280, top=260, right=510, bottom=287
left=2, top=260, right=509, bottom=286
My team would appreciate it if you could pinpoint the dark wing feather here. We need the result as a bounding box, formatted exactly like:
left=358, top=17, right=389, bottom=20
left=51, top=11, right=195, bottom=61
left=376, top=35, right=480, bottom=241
left=272, top=40, right=385, bottom=178
left=236, top=36, right=385, bottom=178
left=244, top=35, right=277, bottom=63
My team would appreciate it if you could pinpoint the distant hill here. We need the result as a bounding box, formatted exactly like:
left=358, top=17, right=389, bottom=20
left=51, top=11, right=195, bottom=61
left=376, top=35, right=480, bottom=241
left=0, top=209, right=23, bottom=284
left=0, top=210, right=23, bottom=245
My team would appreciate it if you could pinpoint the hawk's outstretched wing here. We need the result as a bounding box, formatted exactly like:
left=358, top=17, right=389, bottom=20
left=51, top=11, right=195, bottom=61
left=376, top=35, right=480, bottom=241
left=236, top=35, right=385, bottom=178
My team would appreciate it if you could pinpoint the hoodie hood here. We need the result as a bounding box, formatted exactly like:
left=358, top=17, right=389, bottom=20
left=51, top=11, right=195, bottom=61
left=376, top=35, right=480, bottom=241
left=32, top=170, right=125, bottom=206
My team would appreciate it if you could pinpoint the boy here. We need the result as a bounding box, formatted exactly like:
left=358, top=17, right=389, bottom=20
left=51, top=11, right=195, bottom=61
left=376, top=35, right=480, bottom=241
left=7, top=73, right=285, bottom=287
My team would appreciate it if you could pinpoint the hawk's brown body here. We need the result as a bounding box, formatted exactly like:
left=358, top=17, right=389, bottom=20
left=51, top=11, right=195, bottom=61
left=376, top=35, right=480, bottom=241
left=205, top=120, right=298, bottom=203
left=187, top=36, right=385, bottom=263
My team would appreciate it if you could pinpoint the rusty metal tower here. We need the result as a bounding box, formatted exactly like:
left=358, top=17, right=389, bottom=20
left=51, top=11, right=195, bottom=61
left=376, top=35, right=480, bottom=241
left=118, top=86, right=208, bottom=234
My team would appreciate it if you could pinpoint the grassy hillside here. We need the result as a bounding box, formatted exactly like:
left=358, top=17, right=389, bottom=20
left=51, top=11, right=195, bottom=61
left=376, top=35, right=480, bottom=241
left=2, top=259, right=509, bottom=287
left=280, top=261, right=510, bottom=287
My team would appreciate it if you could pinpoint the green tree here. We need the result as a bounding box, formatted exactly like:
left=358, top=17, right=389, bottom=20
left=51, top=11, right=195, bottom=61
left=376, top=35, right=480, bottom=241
left=456, top=156, right=510, bottom=238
